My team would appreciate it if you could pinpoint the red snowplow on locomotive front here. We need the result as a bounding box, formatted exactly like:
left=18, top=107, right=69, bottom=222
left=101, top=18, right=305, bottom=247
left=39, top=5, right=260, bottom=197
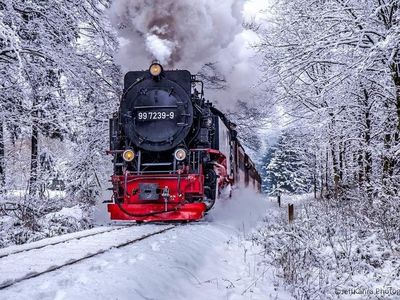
left=107, top=62, right=260, bottom=222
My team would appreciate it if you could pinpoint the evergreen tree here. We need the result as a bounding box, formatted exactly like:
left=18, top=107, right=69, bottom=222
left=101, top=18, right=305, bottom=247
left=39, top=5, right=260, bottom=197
left=263, top=132, right=313, bottom=195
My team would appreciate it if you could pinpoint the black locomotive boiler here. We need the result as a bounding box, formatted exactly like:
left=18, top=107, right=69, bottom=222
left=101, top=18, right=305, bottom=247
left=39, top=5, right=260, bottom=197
left=107, top=62, right=261, bottom=222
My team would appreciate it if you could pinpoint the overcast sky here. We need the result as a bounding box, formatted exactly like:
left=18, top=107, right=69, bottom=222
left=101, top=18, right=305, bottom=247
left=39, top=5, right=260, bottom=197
left=244, top=0, right=267, bottom=21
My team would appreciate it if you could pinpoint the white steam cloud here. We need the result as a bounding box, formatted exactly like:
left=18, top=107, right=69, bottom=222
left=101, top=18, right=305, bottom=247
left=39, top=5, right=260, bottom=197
left=108, top=0, right=245, bottom=70
left=145, top=33, right=175, bottom=64
left=207, top=188, right=270, bottom=233
left=108, top=0, right=262, bottom=106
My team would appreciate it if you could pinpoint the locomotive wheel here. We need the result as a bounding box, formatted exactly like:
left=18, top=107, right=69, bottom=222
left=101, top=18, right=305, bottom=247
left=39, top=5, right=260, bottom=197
left=204, top=186, right=216, bottom=211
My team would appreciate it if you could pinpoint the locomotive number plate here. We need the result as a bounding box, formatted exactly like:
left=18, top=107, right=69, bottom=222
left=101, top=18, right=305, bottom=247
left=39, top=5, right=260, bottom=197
left=137, top=111, right=176, bottom=121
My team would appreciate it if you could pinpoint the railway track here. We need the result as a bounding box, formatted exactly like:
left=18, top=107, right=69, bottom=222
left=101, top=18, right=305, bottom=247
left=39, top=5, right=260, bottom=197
left=0, top=225, right=175, bottom=290
left=0, top=225, right=133, bottom=259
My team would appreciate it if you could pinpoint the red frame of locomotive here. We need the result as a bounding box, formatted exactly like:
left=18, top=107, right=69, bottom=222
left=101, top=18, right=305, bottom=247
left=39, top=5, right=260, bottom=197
left=107, top=148, right=230, bottom=222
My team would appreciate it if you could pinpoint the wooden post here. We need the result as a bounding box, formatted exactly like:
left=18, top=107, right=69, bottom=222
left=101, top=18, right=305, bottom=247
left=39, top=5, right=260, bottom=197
left=277, top=194, right=281, bottom=207
left=288, top=204, right=294, bottom=223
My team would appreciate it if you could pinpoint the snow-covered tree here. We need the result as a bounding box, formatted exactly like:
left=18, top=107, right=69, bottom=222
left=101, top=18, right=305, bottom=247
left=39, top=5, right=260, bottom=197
left=0, top=0, right=121, bottom=217
left=257, top=0, right=400, bottom=200
left=263, top=131, right=313, bottom=195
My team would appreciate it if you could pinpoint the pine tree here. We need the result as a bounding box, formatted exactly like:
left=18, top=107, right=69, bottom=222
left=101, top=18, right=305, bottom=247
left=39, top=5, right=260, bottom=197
left=264, top=132, right=313, bottom=195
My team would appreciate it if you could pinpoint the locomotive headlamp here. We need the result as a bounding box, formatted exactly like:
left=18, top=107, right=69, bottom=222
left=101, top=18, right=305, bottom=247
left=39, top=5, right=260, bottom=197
left=149, top=63, right=163, bottom=77
left=122, top=149, right=135, bottom=162
left=174, top=148, right=187, bottom=161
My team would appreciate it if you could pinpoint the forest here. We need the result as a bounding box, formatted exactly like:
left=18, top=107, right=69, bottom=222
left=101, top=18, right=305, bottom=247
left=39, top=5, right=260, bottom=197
left=256, top=0, right=400, bottom=296
left=0, top=0, right=121, bottom=244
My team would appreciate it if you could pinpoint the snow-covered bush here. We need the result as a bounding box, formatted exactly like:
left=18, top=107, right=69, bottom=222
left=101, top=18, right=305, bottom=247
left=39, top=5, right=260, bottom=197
left=253, top=196, right=400, bottom=299
left=0, top=196, right=92, bottom=248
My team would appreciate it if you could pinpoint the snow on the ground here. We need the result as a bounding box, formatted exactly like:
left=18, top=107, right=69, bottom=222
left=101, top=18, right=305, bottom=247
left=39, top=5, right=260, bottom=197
left=0, top=225, right=123, bottom=258
left=44, top=205, right=85, bottom=221
left=1, top=189, right=294, bottom=300
left=92, top=190, right=113, bottom=226
left=0, top=225, right=173, bottom=289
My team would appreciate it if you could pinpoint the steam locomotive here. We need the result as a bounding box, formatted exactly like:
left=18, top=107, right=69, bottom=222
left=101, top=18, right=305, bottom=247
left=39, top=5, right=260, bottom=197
left=107, top=62, right=261, bottom=222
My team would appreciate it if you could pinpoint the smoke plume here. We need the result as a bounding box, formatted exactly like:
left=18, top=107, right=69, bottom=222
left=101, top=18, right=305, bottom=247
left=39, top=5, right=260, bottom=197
left=109, top=0, right=265, bottom=109
left=108, top=0, right=245, bottom=71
